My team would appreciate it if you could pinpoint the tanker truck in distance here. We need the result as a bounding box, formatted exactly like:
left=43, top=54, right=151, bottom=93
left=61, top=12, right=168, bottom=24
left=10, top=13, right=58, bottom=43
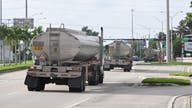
left=24, top=26, right=104, bottom=92
left=104, top=40, right=133, bottom=72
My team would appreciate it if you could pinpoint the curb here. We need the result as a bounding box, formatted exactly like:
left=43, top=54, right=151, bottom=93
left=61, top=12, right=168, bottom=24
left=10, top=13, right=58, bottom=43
left=168, top=94, right=192, bottom=108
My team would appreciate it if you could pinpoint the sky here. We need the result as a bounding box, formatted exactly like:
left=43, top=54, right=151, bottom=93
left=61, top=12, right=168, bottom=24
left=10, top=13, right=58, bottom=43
left=2, top=0, right=192, bottom=39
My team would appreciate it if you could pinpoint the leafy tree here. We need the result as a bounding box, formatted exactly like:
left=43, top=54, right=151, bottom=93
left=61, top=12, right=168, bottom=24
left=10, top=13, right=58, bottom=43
left=185, top=12, right=192, bottom=33
left=31, top=26, right=43, bottom=37
left=149, top=39, right=157, bottom=49
left=0, top=25, right=43, bottom=65
left=173, top=37, right=182, bottom=57
left=158, top=32, right=166, bottom=40
left=81, top=26, right=99, bottom=36
left=190, top=1, right=192, bottom=7
left=0, top=25, right=11, bottom=65
left=177, top=2, right=192, bottom=34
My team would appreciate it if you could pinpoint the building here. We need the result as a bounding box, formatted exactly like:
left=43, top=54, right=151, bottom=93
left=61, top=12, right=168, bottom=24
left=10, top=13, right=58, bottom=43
left=0, top=40, right=13, bottom=61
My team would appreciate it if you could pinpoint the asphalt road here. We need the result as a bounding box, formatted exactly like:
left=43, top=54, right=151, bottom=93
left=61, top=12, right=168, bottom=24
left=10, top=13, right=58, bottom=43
left=0, top=62, right=192, bottom=108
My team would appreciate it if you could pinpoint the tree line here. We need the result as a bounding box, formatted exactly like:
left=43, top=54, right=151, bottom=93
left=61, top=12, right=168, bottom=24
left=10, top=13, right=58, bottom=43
left=0, top=25, right=42, bottom=65
left=148, top=1, right=192, bottom=59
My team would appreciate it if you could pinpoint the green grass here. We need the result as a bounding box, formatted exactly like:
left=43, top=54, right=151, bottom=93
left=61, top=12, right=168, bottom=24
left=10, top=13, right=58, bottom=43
left=0, top=61, right=33, bottom=72
left=170, top=72, right=192, bottom=77
left=0, top=60, right=15, bottom=64
left=142, top=77, right=191, bottom=85
left=151, top=61, right=192, bottom=65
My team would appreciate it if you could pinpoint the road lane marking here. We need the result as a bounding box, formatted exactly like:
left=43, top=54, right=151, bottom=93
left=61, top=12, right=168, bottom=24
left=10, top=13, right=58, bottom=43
left=65, top=97, right=91, bottom=108
left=7, top=92, right=19, bottom=96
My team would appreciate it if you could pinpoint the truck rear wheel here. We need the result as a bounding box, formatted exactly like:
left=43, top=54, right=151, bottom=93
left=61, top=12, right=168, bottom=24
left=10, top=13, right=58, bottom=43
left=123, top=68, right=130, bottom=72
left=99, top=76, right=104, bottom=84
left=27, top=86, right=35, bottom=91
left=88, top=65, right=99, bottom=85
left=88, top=80, right=98, bottom=85
left=35, top=83, right=45, bottom=91
left=69, top=72, right=85, bottom=92
left=27, top=80, right=45, bottom=91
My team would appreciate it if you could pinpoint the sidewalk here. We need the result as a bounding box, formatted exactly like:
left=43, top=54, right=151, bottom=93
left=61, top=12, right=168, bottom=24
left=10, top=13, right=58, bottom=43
left=172, top=95, right=192, bottom=108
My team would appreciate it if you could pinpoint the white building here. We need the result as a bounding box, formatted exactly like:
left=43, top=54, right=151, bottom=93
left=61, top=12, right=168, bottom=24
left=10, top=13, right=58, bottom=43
left=0, top=40, right=13, bottom=61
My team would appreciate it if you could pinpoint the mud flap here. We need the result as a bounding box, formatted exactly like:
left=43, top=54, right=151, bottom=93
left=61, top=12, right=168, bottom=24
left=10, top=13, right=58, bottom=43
left=68, top=76, right=82, bottom=88
left=24, top=75, right=39, bottom=88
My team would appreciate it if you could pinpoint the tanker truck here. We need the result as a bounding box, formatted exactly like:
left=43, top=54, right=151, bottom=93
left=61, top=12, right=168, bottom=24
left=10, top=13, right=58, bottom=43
left=143, top=48, right=159, bottom=62
left=104, top=40, right=133, bottom=72
left=24, top=26, right=104, bottom=92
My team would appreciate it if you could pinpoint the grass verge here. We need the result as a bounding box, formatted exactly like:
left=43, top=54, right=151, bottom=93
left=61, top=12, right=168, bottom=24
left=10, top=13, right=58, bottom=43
left=170, top=72, right=192, bottom=77
left=0, top=61, right=33, bottom=72
left=151, top=61, right=192, bottom=65
left=142, top=77, right=191, bottom=85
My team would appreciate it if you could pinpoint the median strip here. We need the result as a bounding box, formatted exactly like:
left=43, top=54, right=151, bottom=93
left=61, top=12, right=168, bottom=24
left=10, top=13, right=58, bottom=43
left=170, top=72, right=192, bottom=77
left=142, top=77, right=191, bottom=85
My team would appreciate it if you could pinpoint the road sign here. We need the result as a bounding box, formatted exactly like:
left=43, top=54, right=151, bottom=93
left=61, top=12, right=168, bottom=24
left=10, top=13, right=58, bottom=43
left=38, top=54, right=46, bottom=61
left=13, top=18, right=34, bottom=28
left=184, top=42, right=192, bottom=52
left=182, top=35, right=189, bottom=42
left=162, top=41, right=166, bottom=48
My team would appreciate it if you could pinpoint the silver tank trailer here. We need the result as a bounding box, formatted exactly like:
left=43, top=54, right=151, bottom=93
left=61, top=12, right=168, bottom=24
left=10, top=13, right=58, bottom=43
left=31, top=28, right=100, bottom=62
left=109, top=40, right=132, bottom=58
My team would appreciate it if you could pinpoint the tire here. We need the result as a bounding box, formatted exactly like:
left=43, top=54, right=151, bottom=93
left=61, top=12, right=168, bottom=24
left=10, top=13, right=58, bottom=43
left=34, top=78, right=45, bottom=91
left=88, top=65, right=99, bottom=85
left=88, top=81, right=97, bottom=85
left=123, top=68, right=130, bottom=72
left=99, top=76, right=104, bottom=84
left=27, top=86, right=35, bottom=91
left=69, top=72, right=85, bottom=92
left=35, top=83, right=45, bottom=91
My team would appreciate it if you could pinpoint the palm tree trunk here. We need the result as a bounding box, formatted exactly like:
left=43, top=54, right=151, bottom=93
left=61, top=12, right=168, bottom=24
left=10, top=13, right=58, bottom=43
left=8, top=46, right=11, bottom=65
left=2, top=43, right=5, bottom=66
left=15, top=45, right=17, bottom=65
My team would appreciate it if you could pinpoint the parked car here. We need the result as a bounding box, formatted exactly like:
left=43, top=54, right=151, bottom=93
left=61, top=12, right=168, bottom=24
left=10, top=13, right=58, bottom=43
left=132, top=55, right=139, bottom=61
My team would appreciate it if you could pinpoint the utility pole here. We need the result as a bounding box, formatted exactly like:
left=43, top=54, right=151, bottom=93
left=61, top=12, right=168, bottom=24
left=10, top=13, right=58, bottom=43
left=0, top=0, right=2, bottom=25
left=166, top=0, right=171, bottom=62
left=25, top=0, right=28, bottom=18
left=131, top=9, right=134, bottom=40
left=131, top=9, right=134, bottom=55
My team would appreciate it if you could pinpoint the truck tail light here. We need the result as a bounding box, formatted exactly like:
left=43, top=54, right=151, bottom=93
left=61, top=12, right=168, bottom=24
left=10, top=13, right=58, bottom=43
left=28, top=66, right=36, bottom=71
left=88, top=69, right=93, bottom=73
left=72, top=67, right=81, bottom=71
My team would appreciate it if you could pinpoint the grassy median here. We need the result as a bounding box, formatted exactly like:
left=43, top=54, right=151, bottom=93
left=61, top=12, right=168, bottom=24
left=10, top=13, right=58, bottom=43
left=142, top=77, right=191, bottom=85
left=170, top=72, right=192, bottom=77
left=0, top=61, right=33, bottom=72
left=151, top=61, right=192, bottom=65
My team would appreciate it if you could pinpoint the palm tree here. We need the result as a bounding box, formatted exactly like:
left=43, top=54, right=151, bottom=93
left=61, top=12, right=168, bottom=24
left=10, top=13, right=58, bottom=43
left=3, top=26, right=14, bottom=65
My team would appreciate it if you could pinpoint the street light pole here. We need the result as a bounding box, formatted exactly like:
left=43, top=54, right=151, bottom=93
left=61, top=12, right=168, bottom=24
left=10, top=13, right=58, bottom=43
left=25, top=0, right=28, bottom=18
left=0, top=0, right=2, bottom=25
left=166, top=0, right=171, bottom=62
left=131, top=9, right=134, bottom=55
left=170, top=17, right=173, bottom=61
left=131, top=9, right=134, bottom=40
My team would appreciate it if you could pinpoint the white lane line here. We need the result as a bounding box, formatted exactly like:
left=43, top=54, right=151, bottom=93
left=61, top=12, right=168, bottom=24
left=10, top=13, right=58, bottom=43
left=65, top=97, right=91, bottom=108
left=7, top=92, right=19, bottom=96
